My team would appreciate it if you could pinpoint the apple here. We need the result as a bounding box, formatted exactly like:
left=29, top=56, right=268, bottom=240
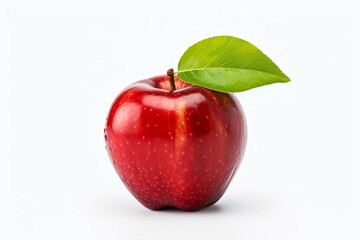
left=104, top=71, right=247, bottom=211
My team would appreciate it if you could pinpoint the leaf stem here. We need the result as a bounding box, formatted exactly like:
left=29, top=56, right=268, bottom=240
left=167, top=68, right=176, bottom=91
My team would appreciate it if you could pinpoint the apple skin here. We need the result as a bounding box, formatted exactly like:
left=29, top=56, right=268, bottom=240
left=104, top=75, right=247, bottom=211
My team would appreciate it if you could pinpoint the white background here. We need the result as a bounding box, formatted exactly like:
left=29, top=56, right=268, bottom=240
left=1, top=0, right=359, bottom=239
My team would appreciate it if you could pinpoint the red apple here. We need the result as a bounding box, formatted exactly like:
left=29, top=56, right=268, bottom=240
left=104, top=73, right=247, bottom=211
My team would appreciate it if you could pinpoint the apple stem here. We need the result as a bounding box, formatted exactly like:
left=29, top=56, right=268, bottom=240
left=167, top=68, right=176, bottom=91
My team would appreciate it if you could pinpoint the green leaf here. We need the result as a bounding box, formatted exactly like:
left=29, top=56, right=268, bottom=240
left=177, top=35, right=290, bottom=92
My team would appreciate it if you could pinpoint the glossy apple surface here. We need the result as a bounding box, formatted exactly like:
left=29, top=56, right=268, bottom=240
left=105, top=75, right=247, bottom=211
